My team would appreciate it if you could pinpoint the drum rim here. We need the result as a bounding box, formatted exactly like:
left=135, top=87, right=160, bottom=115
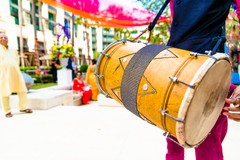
left=176, top=53, right=230, bottom=147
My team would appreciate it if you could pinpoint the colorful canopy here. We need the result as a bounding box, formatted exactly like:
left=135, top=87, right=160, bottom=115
left=39, top=0, right=170, bottom=28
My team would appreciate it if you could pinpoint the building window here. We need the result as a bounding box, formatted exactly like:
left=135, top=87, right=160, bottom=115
left=35, top=6, right=40, bottom=31
left=36, top=16, right=40, bottom=31
left=38, top=41, right=45, bottom=54
left=24, top=12, right=31, bottom=26
left=63, top=18, right=71, bottom=40
left=102, top=28, right=114, bottom=47
left=92, top=28, right=97, bottom=50
left=64, top=11, right=72, bottom=36
left=74, top=23, right=78, bottom=37
left=9, top=0, right=19, bottom=25
left=78, top=49, right=86, bottom=65
left=48, top=12, right=56, bottom=34
left=91, top=27, right=97, bottom=42
left=92, top=42, right=96, bottom=48
left=47, top=5, right=57, bottom=34
left=64, top=11, right=71, bottom=18
left=91, top=27, right=96, bottom=34
left=64, top=11, right=71, bottom=32
left=30, top=3, right=40, bottom=30
left=64, top=18, right=71, bottom=28
left=17, top=37, right=29, bottom=52
left=78, top=48, right=82, bottom=55
left=92, top=36, right=96, bottom=41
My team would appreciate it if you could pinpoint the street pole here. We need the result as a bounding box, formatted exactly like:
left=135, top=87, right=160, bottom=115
left=32, top=0, right=40, bottom=75
left=18, top=0, right=25, bottom=67
left=39, top=2, right=49, bottom=66
left=72, top=14, right=74, bottom=46
left=86, top=31, right=91, bottom=65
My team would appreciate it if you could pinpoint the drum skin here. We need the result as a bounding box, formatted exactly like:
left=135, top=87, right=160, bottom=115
left=96, top=40, right=231, bottom=148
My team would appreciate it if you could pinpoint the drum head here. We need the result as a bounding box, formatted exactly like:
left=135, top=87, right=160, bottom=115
left=177, top=58, right=231, bottom=147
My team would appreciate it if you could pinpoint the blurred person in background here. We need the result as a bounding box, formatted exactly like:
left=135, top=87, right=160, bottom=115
left=86, top=59, right=100, bottom=101
left=72, top=72, right=92, bottom=104
left=0, top=32, right=32, bottom=118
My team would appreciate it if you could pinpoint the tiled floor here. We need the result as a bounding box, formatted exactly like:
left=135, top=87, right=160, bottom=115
left=0, top=100, right=239, bottom=160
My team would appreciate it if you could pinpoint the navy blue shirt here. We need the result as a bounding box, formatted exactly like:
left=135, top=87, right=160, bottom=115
left=167, top=0, right=232, bottom=53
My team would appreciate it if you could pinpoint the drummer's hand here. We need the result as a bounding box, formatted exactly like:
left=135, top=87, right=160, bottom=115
left=223, top=106, right=240, bottom=122
left=225, top=86, right=240, bottom=105
left=223, top=86, right=240, bottom=122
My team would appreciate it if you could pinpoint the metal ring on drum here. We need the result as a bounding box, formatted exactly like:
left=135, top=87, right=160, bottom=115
left=95, top=53, right=108, bottom=97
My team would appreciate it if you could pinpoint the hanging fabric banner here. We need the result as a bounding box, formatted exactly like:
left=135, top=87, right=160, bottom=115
left=39, top=0, right=170, bottom=28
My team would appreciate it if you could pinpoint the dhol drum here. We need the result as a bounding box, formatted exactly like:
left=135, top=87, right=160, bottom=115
left=95, top=39, right=231, bottom=148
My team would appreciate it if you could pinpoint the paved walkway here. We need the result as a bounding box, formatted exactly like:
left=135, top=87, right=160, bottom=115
left=0, top=101, right=239, bottom=160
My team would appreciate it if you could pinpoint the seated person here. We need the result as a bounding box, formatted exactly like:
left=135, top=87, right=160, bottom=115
left=72, top=72, right=92, bottom=104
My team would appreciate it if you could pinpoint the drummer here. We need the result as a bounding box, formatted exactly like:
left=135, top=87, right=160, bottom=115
left=165, top=0, right=239, bottom=160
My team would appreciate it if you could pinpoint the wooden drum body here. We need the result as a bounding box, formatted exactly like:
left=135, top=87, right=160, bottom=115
left=95, top=39, right=231, bottom=148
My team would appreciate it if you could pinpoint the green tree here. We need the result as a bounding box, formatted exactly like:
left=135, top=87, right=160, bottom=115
left=136, top=0, right=167, bottom=13
left=93, top=51, right=101, bottom=60
left=136, top=0, right=171, bottom=44
left=114, top=28, right=132, bottom=40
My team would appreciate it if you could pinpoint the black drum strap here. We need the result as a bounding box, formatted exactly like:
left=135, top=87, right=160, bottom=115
left=121, top=44, right=170, bottom=117
left=148, top=0, right=170, bottom=32
left=211, top=24, right=226, bottom=55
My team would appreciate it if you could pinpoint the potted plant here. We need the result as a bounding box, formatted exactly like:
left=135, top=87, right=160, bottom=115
left=49, top=23, right=74, bottom=68
left=49, top=42, right=74, bottom=68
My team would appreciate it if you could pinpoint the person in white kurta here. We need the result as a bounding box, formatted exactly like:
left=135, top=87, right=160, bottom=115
left=0, top=33, right=32, bottom=118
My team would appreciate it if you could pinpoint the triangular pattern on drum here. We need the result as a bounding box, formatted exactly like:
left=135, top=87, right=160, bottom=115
left=153, top=49, right=178, bottom=59
left=119, top=53, right=135, bottom=70
left=111, top=86, right=122, bottom=102
left=137, top=76, right=157, bottom=96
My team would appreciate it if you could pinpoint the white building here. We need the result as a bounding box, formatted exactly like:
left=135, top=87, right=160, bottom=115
left=0, top=0, right=117, bottom=66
